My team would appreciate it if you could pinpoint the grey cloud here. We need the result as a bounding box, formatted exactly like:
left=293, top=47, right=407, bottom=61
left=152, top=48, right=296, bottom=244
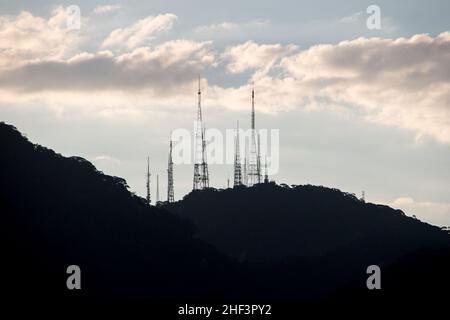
left=0, top=41, right=215, bottom=93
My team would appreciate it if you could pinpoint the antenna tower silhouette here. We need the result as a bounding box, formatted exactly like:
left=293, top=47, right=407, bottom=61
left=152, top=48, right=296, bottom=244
left=233, top=120, right=242, bottom=187
left=146, top=156, right=151, bottom=204
left=156, top=174, right=160, bottom=203
left=167, top=139, right=174, bottom=203
left=193, top=76, right=209, bottom=190
left=247, top=83, right=260, bottom=186
left=264, top=156, right=269, bottom=183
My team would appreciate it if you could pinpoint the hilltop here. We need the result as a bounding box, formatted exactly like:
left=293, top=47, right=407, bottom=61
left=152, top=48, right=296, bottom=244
left=165, top=184, right=450, bottom=300
left=165, top=183, right=448, bottom=262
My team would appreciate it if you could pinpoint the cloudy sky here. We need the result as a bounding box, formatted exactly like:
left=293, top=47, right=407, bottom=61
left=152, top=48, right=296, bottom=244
left=1, top=0, right=449, bottom=226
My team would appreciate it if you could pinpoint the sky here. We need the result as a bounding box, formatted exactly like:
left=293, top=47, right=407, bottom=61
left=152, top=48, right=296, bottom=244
left=0, top=0, right=449, bottom=226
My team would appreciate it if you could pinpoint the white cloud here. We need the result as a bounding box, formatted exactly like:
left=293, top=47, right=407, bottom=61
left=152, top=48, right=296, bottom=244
left=93, top=4, right=121, bottom=15
left=195, top=19, right=269, bottom=35
left=216, top=33, right=450, bottom=144
left=0, top=7, right=82, bottom=68
left=339, top=11, right=397, bottom=34
left=102, top=13, right=177, bottom=49
left=222, top=41, right=297, bottom=79
left=93, top=155, right=121, bottom=165
left=277, top=33, right=450, bottom=144
left=384, top=197, right=450, bottom=227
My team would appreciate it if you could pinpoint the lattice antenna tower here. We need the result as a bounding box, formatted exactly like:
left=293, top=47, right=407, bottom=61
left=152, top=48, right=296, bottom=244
left=247, top=83, right=259, bottom=186
left=193, top=76, right=209, bottom=190
left=243, top=142, right=248, bottom=186
left=257, top=133, right=261, bottom=183
left=146, top=156, right=151, bottom=205
left=156, top=174, right=160, bottom=203
left=233, top=120, right=242, bottom=187
left=167, top=138, right=174, bottom=203
left=264, top=155, right=269, bottom=183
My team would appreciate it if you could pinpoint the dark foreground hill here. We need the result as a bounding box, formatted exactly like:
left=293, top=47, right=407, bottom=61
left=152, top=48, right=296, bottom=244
left=1, top=121, right=449, bottom=311
left=165, top=184, right=448, bottom=263
left=0, top=122, right=241, bottom=304
left=165, top=185, right=450, bottom=300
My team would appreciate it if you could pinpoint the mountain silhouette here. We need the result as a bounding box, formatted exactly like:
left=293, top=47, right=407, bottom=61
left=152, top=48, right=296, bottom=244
left=166, top=183, right=448, bottom=262
left=165, top=184, right=450, bottom=301
left=0, top=122, right=241, bottom=304
left=1, top=121, right=449, bottom=311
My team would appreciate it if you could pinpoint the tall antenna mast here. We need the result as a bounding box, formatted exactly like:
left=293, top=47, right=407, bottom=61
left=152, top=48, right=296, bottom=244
left=257, top=133, right=261, bottom=183
left=193, top=75, right=209, bottom=190
left=156, top=174, right=160, bottom=204
left=167, top=138, right=174, bottom=203
left=251, top=82, right=255, bottom=130
left=243, top=142, right=248, bottom=186
left=247, top=82, right=259, bottom=186
left=233, top=120, right=242, bottom=187
left=264, top=155, right=269, bottom=183
left=146, top=156, right=151, bottom=204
